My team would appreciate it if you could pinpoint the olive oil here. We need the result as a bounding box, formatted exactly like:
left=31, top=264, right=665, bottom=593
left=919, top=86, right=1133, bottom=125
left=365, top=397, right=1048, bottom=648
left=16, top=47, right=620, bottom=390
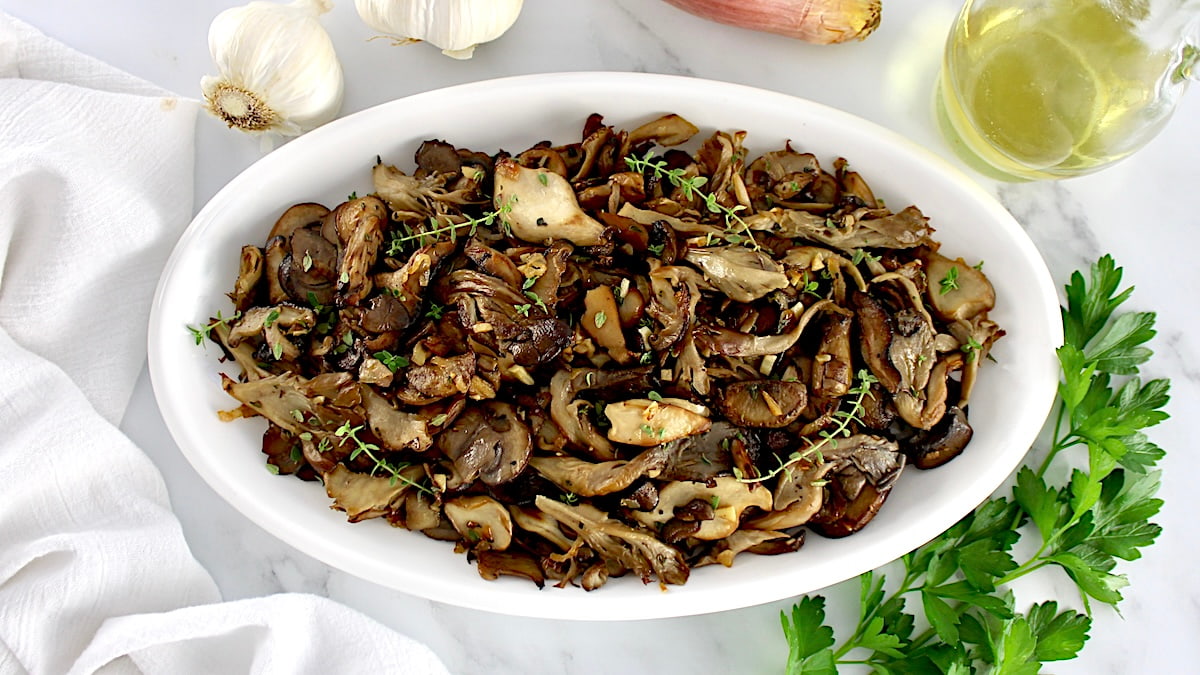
left=936, top=0, right=1175, bottom=180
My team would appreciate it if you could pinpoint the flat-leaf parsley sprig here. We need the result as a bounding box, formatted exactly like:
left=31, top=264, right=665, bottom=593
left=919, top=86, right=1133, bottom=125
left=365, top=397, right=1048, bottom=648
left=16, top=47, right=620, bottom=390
left=625, top=151, right=761, bottom=250
left=781, top=255, right=1168, bottom=673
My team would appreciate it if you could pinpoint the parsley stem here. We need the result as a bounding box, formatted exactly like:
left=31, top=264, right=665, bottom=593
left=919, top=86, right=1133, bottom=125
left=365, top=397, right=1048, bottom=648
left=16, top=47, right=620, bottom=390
left=994, top=558, right=1050, bottom=586
left=1036, top=402, right=1070, bottom=477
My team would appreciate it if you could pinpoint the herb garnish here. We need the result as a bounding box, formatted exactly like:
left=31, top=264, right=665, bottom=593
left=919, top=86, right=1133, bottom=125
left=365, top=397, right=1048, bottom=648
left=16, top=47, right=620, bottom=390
left=939, top=266, right=960, bottom=294
left=186, top=310, right=242, bottom=346
left=781, top=255, right=1168, bottom=674
left=625, top=152, right=760, bottom=250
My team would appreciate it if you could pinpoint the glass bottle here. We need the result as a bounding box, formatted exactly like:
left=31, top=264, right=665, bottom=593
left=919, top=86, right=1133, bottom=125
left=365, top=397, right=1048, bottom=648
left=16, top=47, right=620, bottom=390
left=936, top=0, right=1200, bottom=180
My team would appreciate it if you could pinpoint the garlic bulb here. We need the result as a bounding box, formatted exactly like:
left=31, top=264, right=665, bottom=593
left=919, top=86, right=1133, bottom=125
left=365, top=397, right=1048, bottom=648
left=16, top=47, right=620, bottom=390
left=201, top=0, right=344, bottom=138
left=355, top=0, right=524, bottom=59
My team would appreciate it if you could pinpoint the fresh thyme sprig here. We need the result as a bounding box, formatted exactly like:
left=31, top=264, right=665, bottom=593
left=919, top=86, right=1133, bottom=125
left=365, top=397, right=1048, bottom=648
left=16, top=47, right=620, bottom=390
left=741, top=370, right=877, bottom=484
left=186, top=310, right=242, bottom=346
left=386, top=198, right=515, bottom=256
left=333, top=421, right=433, bottom=495
left=624, top=151, right=761, bottom=250
left=782, top=255, right=1168, bottom=674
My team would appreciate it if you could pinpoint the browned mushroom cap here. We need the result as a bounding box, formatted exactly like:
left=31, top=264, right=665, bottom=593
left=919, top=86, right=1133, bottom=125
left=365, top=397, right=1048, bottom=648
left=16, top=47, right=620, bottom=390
left=267, top=202, right=330, bottom=244
left=493, top=157, right=608, bottom=246
left=414, top=139, right=462, bottom=177
left=437, top=401, right=532, bottom=487
left=623, top=113, right=700, bottom=152
left=394, top=353, right=475, bottom=406
left=852, top=290, right=902, bottom=392
left=809, top=434, right=906, bottom=538
left=904, top=405, right=973, bottom=469
left=280, top=226, right=338, bottom=307
left=811, top=308, right=854, bottom=399
left=715, top=380, right=808, bottom=428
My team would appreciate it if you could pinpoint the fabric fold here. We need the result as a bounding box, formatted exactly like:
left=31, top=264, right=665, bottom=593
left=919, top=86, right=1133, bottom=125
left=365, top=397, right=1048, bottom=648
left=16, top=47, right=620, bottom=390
left=0, top=12, right=447, bottom=675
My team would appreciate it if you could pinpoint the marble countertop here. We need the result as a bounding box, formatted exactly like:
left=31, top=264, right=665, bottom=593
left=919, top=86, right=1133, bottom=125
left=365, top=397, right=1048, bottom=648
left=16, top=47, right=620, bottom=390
left=5, top=0, right=1197, bottom=672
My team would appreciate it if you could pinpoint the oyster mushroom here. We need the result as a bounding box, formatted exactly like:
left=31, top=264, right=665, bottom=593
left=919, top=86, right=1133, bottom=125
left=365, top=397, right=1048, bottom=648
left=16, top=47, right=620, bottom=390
left=227, top=304, right=315, bottom=362
left=324, top=463, right=424, bottom=523
left=534, top=496, right=690, bottom=586
left=474, top=550, right=546, bottom=588
left=683, top=246, right=789, bottom=303
left=360, top=386, right=433, bottom=453
left=228, top=246, right=265, bottom=312
left=529, top=444, right=672, bottom=497
left=744, top=205, right=933, bottom=252
left=604, top=398, right=712, bottom=446
left=696, top=529, right=803, bottom=568
left=444, top=495, right=513, bottom=551
left=493, top=157, right=607, bottom=246
left=331, top=196, right=389, bottom=306
left=749, top=461, right=835, bottom=530
left=632, top=476, right=772, bottom=540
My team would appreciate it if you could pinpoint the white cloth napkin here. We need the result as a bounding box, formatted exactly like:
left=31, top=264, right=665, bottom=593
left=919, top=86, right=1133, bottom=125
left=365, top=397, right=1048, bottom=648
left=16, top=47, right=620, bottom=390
left=0, top=14, right=448, bottom=675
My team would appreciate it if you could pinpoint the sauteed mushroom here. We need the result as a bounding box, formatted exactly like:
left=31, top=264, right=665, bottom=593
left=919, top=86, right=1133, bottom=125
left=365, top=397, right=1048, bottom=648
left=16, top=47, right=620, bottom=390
left=204, top=112, right=1003, bottom=590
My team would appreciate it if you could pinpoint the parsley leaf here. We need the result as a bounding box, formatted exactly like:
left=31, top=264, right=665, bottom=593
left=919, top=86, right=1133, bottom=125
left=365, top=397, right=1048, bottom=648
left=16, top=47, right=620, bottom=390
left=781, top=597, right=836, bottom=675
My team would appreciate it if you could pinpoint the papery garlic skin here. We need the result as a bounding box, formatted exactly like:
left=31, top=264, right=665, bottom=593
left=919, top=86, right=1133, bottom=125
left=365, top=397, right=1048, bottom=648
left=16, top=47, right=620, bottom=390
left=355, top=0, right=524, bottom=59
left=201, top=0, right=344, bottom=138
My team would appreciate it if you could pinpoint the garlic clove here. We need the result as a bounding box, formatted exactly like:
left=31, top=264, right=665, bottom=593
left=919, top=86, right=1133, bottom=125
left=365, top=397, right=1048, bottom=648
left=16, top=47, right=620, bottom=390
left=202, top=0, right=344, bottom=138
left=355, top=0, right=525, bottom=60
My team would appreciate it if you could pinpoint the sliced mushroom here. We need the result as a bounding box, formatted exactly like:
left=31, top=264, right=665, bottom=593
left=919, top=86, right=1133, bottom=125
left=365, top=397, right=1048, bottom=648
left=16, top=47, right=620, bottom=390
left=905, top=405, right=973, bottom=469
left=493, top=157, right=607, bottom=246
left=744, top=205, right=933, bottom=252
left=437, top=401, right=532, bottom=486
left=810, top=434, right=906, bottom=538
left=227, top=304, right=315, bottom=362
left=714, top=380, right=808, bottom=428
left=475, top=550, right=546, bottom=588
left=811, top=308, right=854, bottom=399
left=360, top=386, right=433, bottom=453
left=529, top=444, right=672, bottom=497
left=395, top=353, right=475, bottom=405
left=749, top=461, right=835, bottom=530
left=228, top=246, right=264, bottom=312
left=267, top=202, right=330, bottom=243
left=333, top=196, right=389, bottom=306
left=683, top=245, right=789, bottom=303
left=852, top=291, right=902, bottom=392
left=623, top=113, right=700, bottom=152
left=534, top=495, right=690, bottom=586
left=695, top=529, right=802, bottom=568
left=924, top=253, right=995, bottom=322
left=604, top=398, right=712, bottom=446
left=324, top=463, right=422, bottom=523
left=548, top=369, right=618, bottom=461
left=581, top=285, right=631, bottom=364
left=632, top=476, right=772, bottom=540
left=444, top=495, right=513, bottom=551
